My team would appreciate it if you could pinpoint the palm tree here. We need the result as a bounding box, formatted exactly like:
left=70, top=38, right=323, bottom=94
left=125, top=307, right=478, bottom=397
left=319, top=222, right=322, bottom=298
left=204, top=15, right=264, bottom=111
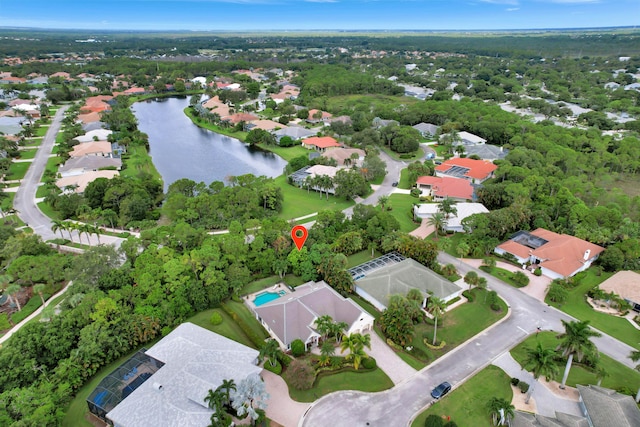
left=330, top=321, right=348, bottom=344
left=427, top=212, right=446, bottom=240
left=407, top=288, right=424, bottom=308
left=377, top=195, right=389, bottom=211
left=216, top=379, right=236, bottom=406
left=6, top=283, right=22, bottom=312
left=340, top=333, right=371, bottom=370
left=427, top=296, right=447, bottom=345
left=319, top=340, right=335, bottom=367
left=556, top=320, right=601, bottom=389
left=258, top=339, right=280, bottom=368
left=33, top=283, right=46, bottom=306
left=51, top=220, right=65, bottom=239
left=315, top=315, right=333, bottom=341
left=441, top=263, right=457, bottom=277
left=486, top=397, right=515, bottom=426
left=523, top=342, right=559, bottom=404
left=464, top=271, right=479, bottom=292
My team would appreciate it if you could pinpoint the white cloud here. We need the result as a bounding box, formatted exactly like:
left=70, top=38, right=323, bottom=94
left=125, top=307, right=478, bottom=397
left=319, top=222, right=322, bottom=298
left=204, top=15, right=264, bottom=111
left=506, top=7, right=520, bottom=11
left=480, top=0, right=519, bottom=5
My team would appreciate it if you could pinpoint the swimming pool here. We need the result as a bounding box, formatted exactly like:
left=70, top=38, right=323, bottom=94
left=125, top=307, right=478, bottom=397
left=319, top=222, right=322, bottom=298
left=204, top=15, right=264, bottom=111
left=253, top=290, right=287, bottom=306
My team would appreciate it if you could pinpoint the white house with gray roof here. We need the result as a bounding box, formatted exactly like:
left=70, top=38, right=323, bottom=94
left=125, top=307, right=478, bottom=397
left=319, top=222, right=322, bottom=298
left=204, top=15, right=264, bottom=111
left=354, top=258, right=464, bottom=311
left=412, top=122, right=439, bottom=137
left=252, top=281, right=374, bottom=351
left=105, top=322, right=261, bottom=427
left=273, top=126, right=317, bottom=142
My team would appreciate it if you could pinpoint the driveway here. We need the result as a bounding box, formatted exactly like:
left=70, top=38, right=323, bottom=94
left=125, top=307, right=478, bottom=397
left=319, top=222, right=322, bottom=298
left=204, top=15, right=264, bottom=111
left=262, top=370, right=310, bottom=427
left=367, top=331, right=416, bottom=385
left=300, top=252, right=638, bottom=427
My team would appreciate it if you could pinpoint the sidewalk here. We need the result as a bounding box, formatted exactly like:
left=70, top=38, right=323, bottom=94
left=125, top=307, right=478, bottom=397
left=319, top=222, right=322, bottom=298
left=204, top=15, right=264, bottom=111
left=492, top=352, right=581, bottom=417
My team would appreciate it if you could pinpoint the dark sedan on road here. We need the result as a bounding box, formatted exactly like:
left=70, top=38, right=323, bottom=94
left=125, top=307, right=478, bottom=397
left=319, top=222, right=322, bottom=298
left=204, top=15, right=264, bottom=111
left=431, top=381, right=451, bottom=399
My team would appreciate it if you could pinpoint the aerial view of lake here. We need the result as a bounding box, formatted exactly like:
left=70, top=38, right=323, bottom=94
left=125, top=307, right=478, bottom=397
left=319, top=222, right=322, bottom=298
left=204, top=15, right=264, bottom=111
left=132, top=96, right=287, bottom=191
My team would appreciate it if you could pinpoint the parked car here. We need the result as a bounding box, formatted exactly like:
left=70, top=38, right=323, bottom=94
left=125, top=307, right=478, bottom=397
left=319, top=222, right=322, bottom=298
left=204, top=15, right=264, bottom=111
left=392, top=182, right=398, bottom=187
left=431, top=381, right=451, bottom=399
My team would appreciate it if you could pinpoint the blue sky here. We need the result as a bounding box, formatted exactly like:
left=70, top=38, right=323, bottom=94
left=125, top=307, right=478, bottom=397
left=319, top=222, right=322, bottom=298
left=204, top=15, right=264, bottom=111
left=1, top=0, right=638, bottom=31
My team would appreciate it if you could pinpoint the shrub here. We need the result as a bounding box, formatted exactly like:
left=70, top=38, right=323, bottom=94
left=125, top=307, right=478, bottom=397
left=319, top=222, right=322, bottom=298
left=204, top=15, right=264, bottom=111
left=446, top=296, right=461, bottom=306
left=511, top=271, right=529, bottom=287
left=510, top=377, right=520, bottom=386
left=221, top=303, right=265, bottom=349
left=0, top=313, right=10, bottom=330
left=263, top=360, right=282, bottom=375
left=443, top=422, right=458, bottom=427
left=410, top=188, right=422, bottom=198
left=210, top=311, right=223, bottom=326
left=547, top=282, right=569, bottom=305
left=518, top=381, right=529, bottom=393
left=533, top=268, right=542, bottom=276
left=277, top=351, right=292, bottom=368
left=361, top=357, right=377, bottom=370
left=425, top=414, right=444, bottom=427
left=290, top=339, right=306, bottom=357
left=284, top=359, right=315, bottom=390
left=462, top=290, right=474, bottom=302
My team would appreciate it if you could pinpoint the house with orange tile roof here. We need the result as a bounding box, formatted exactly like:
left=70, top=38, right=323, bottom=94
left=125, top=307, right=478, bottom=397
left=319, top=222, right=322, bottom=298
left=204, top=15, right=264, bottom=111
left=416, top=175, right=474, bottom=201
left=435, top=157, right=497, bottom=184
left=77, top=111, right=102, bottom=124
left=222, top=112, right=259, bottom=125
left=494, top=228, right=605, bottom=279
left=307, top=109, right=332, bottom=124
left=302, top=136, right=340, bottom=152
left=69, top=141, right=113, bottom=158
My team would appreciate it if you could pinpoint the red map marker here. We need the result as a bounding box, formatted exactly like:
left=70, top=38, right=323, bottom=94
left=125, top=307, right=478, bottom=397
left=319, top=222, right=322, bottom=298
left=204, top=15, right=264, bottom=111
left=291, top=225, right=308, bottom=251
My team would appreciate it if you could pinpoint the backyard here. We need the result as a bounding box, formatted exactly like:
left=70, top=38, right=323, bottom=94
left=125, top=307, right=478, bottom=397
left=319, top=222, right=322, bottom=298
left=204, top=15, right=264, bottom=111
left=545, top=270, right=638, bottom=348
left=411, top=365, right=512, bottom=427
left=388, top=193, right=420, bottom=233
left=511, top=332, right=640, bottom=395
left=274, top=175, right=354, bottom=220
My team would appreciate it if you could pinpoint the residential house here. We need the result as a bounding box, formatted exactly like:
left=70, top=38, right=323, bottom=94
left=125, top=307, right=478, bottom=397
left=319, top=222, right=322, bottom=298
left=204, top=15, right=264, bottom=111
left=82, top=121, right=107, bottom=132
left=273, top=126, right=316, bottom=143
left=435, top=158, right=497, bottom=184
left=413, top=202, right=489, bottom=233
left=246, top=119, right=286, bottom=132
left=56, top=170, right=119, bottom=194
left=462, top=144, right=508, bottom=161
left=74, top=129, right=113, bottom=143
left=597, top=271, right=640, bottom=312
left=452, top=131, right=486, bottom=146
left=353, top=257, right=464, bottom=311
left=222, top=112, right=258, bottom=125
left=97, top=323, right=261, bottom=427
left=321, top=148, right=365, bottom=167
left=494, top=229, right=605, bottom=279
left=415, top=175, right=474, bottom=201
left=412, top=122, right=439, bottom=137
left=0, top=117, right=25, bottom=136
left=307, top=109, right=332, bottom=124
left=69, top=141, right=113, bottom=157
left=251, top=281, right=374, bottom=350
left=289, top=164, right=340, bottom=194
left=301, top=136, right=340, bottom=152
left=372, top=117, right=399, bottom=129
left=58, top=156, right=122, bottom=178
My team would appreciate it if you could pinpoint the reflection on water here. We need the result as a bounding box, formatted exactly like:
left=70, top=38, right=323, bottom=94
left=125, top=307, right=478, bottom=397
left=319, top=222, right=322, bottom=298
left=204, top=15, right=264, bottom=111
left=132, top=96, right=287, bottom=191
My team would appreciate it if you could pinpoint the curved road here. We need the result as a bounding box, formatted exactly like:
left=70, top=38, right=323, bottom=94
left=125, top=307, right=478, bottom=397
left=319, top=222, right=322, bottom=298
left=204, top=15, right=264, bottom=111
left=14, top=105, right=123, bottom=248
left=300, top=252, right=638, bottom=427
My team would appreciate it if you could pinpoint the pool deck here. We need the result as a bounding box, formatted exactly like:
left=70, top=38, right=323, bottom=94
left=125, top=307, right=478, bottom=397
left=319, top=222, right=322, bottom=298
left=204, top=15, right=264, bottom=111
left=244, top=283, right=291, bottom=309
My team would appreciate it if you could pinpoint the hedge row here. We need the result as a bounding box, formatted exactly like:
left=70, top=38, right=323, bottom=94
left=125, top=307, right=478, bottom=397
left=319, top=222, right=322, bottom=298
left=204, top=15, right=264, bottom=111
left=221, top=303, right=266, bottom=349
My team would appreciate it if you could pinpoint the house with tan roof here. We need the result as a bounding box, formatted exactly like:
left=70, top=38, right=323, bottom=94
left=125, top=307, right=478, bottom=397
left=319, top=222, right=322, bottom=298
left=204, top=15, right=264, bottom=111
left=222, top=112, right=259, bottom=125
left=302, top=136, right=340, bottom=152
left=247, top=119, right=286, bottom=132
left=56, top=170, right=119, bottom=194
left=495, top=229, right=605, bottom=279
left=416, top=175, right=474, bottom=201
left=78, top=111, right=102, bottom=124
left=251, top=281, right=374, bottom=350
left=321, top=148, right=365, bottom=167
left=307, top=109, right=332, bottom=124
left=69, top=141, right=113, bottom=157
left=435, top=157, right=497, bottom=184
left=597, top=271, right=640, bottom=312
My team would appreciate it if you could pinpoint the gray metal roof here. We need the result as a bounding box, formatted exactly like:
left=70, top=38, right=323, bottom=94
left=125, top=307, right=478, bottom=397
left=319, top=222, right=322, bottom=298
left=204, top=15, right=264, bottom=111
left=464, top=144, right=508, bottom=160
left=577, top=385, right=640, bottom=427
left=106, top=323, right=261, bottom=427
left=354, top=258, right=463, bottom=308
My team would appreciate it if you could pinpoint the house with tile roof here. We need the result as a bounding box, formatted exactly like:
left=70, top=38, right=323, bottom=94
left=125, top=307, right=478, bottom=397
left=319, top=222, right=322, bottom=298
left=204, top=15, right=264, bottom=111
left=301, top=136, right=340, bottom=152
left=251, top=281, right=374, bottom=351
left=495, top=229, right=605, bottom=279
left=56, top=170, right=119, bottom=194
left=416, top=175, right=474, bottom=201
left=103, top=323, right=261, bottom=427
left=321, top=148, right=365, bottom=167
left=597, top=271, right=640, bottom=313
left=306, top=109, right=332, bottom=124
left=59, top=156, right=122, bottom=178
left=69, top=141, right=113, bottom=157
left=577, top=385, right=640, bottom=427
left=435, top=157, right=498, bottom=184
left=354, top=258, right=464, bottom=311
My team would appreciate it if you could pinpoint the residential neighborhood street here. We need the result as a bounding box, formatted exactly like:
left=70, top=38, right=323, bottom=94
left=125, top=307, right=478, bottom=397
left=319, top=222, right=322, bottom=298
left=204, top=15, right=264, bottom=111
left=13, top=105, right=124, bottom=248
left=300, top=253, right=638, bottom=427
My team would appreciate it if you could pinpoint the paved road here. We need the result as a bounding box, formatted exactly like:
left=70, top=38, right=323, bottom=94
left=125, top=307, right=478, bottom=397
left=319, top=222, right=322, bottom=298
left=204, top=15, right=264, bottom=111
left=13, top=106, right=123, bottom=248
left=300, top=253, right=638, bottom=427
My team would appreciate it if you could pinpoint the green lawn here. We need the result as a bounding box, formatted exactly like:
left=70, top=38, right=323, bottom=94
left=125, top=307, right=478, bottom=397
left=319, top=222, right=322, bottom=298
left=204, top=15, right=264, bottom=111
left=259, top=144, right=308, bottom=163
left=545, top=270, right=638, bottom=348
left=379, top=145, right=422, bottom=162
left=286, top=366, right=393, bottom=402
left=1, top=192, right=15, bottom=211
left=407, top=289, right=509, bottom=367
left=511, top=332, right=640, bottom=394
left=188, top=308, right=257, bottom=348
left=22, top=138, right=43, bottom=147
left=184, top=107, right=249, bottom=141
left=276, top=175, right=354, bottom=219
left=222, top=300, right=270, bottom=345
left=350, top=294, right=382, bottom=320
left=18, top=149, right=38, bottom=160
left=37, top=201, right=62, bottom=220
left=44, top=156, right=62, bottom=175
left=388, top=194, right=420, bottom=233
left=120, top=145, right=162, bottom=181
left=346, top=249, right=383, bottom=268
left=398, top=168, right=412, bottom=189
left=35, top=126, right=49, bottom=137
left=6, top=161, right=30, bottom=180
left=36, top=184, right=55, bottom=198
left=411, top=365, right=513, bottom=427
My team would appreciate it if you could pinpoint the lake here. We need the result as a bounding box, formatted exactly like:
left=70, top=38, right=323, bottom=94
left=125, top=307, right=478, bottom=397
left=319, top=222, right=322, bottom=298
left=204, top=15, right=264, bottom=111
left=132, top=96, right=287, bottom=190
